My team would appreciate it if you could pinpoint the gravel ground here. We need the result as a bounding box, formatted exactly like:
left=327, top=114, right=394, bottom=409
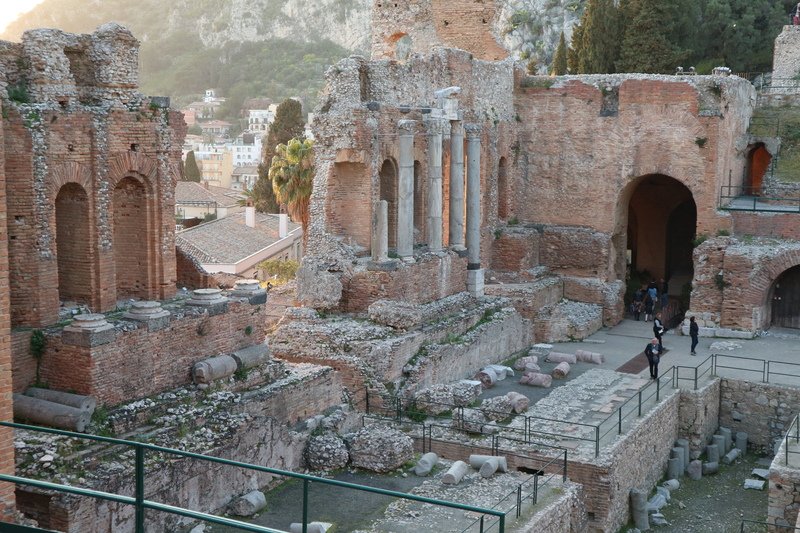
left=619, top=453, right=770, bottom=532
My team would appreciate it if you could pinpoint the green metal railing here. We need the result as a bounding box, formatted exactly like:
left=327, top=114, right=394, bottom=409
left=783, top=414, right=800, bottom=468
left=740, top=518, right=800, bottom=532
left=0, top=421, right=506, bottom=533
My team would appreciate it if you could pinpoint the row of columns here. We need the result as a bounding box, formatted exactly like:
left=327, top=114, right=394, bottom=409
left=373, top=118, right=483, bottom=295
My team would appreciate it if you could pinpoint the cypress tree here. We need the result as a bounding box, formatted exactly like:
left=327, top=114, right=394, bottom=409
left=616, top=0, right=688, bottom=73
left=252, top=98, right=305, bottom=213
left=567, top=22, right=585, bottom=74
left=551, top=31, right=568, bottom=75
left=183, top=150, right=202, bottom=182
left=579, top=0, right=620, bottom=73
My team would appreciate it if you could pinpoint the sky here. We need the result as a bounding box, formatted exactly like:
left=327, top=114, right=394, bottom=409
left=0, top=0, right=46, bottom=34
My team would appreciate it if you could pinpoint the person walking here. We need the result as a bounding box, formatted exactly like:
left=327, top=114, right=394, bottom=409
left=647, top=280, right=659, bottom=311
left=632, top=287, right=645, bottom=321
left=689, top=316, right=699, bottom=355
left=644, top=293, right=655, bottom=322
left=653, top=312, right=665, bottom=350
left=645, top=338, right=662, bottom=379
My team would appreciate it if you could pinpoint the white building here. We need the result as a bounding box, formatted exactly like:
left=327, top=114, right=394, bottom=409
left=231, top=132, right=263, bottom=166
left=248, top=109, right=274, bottom=132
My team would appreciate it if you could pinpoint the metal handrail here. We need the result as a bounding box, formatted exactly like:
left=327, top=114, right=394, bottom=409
left=0, top=421, right=506, bottom=533
left=784, top=414, right=800, bottom=468
left=740, top=518, right=800, bottom=532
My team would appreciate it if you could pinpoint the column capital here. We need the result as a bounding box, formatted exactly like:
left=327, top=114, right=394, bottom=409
left=464, top=123, right=482, bottom=138
left=424, top=118, right=447, bottom=136
left=450, top=120, right=464, bottom=136
left=398, top=119, right=417, bottom=134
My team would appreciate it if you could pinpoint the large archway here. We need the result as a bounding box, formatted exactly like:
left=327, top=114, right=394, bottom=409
left=113, top=176, right=151, bottom=299
left=626, top=174, right=697, bottom=291
left=55, top=183, right=91, bottom=304
left=770, top=265, right=800, bottom=329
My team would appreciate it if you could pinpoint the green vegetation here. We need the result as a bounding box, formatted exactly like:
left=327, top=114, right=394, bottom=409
left=29, top=330, right=46, bottom=387
left=270, top=137, right=315, bottom=238
left=550, top=31, right=568, bottom=75
left=750, top=106, right=800, bottom=183
left=257, top=259, right=300, bottom=285
left=183, top=150, right=201, bottom=182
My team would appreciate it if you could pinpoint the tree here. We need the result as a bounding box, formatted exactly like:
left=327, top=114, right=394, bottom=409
left=567, top=22, right=585, bottom=74
left=250, top=98, right=306, bottom=213
left=616, top=0, right=689, bottom=73
left=183, top=150, right=202, bottom=182
left=578, top=0, right=620, bottom=73
left=550, top=32, right=568, bottom=75
left=270, top=138, right=314, bottom=240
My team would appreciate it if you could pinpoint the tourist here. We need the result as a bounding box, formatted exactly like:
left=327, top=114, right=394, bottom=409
left=645, top=338, right=662, bottom=379
left=660, top=278, right=669, bottom=309
left=647, top=280, right=659, bottom=311
left=689, top=316, right=699, bottom=355
left=644, top=292, right=655, bottom=322
left=632, top=286, right=645, bottom=321
left=653, top=312, right=665, bottom=350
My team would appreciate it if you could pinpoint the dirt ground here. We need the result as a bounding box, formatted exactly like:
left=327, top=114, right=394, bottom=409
left=619, top=452, right=770, bottom=532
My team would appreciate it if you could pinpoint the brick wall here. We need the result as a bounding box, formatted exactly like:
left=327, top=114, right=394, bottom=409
left=175, top=246, right=218, bottom=290
left=11, top=302, right=268, bottom=405
left=769, top=441, right=800, bottom=529
left=0, top=100, right=16, bottom=520
left=732, top=211, right=800, bottom=240
left=678, top=378, right=721, bottom=453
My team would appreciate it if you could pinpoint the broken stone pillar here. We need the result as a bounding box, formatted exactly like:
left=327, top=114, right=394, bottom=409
left=475, top=367, right=498, bottom=388
left=547, top=352, right=578, bottom=364
left=520, top=372, right=552, bottom=388
left=413, top=452, right=439, bottom=476
left=397, top=120, right=416, bottom=258
left=449, top=121, right=465, bottom=249
left=630, top=488, right=650, bottom=531
left=25, top=388, right=96, bottom=412
left=186, top=288, right=228, bottom=316
left=442, top=460, right=469, bottom=485
left=687, top=459, right=703, bottom=480
left=667, top=457, right=682, bottom=480
left=469, top=455, right=508, bottom=478
left=425, top=119, right=444, bottom=251
left=228, top=490, right=267, bottom=517
left=289, top=523, right=330, bottom=533
left=719, top=427, right=732, bottom=452
left=712, top=434, right=726, bottom=456
left=702, top=461, right=719, bottom=475
left=229, top=279, right=267, bottom=304
left=575, top=349, right=605, bottom=364
left=122, top=300, right=171, bottom=331
left=13, top=393, right=91, bottom=433
left=706, top=443, right=720, bottom=463
left=371, top=200, right=389, bottom=263
left=676, top=439, right=690, bottom=471
left=192, top=355, right=238, bottom=384
left=736, top=431, right=748, bottom=451
left=505, top=392, right=529, bottom=413
left=465, top=123, right=483, bottom=296
left=722, top=447, right=741, bottom=465
left=552, top=362, right=571, bottom=379
left=62, top=313, right=116, bottom=347
left=231, top=344, right=270, bottom=370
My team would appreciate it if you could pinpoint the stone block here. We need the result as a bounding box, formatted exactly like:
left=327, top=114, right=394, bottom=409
left=714, top=328, right=755, bottom=339
left=744, top=479, right=765, bottom=490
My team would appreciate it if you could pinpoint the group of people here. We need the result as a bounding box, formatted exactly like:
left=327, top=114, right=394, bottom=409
left=630, top=278, right=668, bottom=322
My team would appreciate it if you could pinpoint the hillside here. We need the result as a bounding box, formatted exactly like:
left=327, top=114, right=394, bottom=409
left=1, top=0, right=371, bottom=112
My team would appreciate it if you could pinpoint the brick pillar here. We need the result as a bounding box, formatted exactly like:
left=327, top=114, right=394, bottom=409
left=0, top=100, right=17, bottom=520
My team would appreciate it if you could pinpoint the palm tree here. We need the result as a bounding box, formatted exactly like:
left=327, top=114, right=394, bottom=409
left=269, top=137, right=314, bottom=240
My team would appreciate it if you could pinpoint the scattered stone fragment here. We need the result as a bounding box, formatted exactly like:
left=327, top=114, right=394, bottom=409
left=662, top=479, right=680, bottom=491
left=702, top=461, right=719, bottom=475
left=486, top=365, right=514, bottom=380
left=305, top=434, right=349, bottom=471
left=547, top=352, right=577, bottom=364
left=647, top=493, right=667, bottom=512
left=529, top=344, right=553, bottom=357
left=751, top=468, right=769, bottom=480
left=630, top=488, right=649, bottom=531
left=480, top=396, right=513, bottom=421
left=520, top=372, right=552, bottom=388
left=722, top=448, right=741, bottom=465
left=651, top=513, right=669, bottom=526
left=514, top=356, right=539, bottom=371
left=505, top=392, right=529, bottom=414
left=413, top=452, right=438, bottom=477
left=687, top=460, right=702, bottom=480
left=552, top=361, right=571, bottom=379
left=289, top=522, right=331, bottom=533
left=475, top=367, right=498, bottom=388
left=744, top=479, right=765, bottom=490
left=345, top=425, right=413, bottom=473
left=442, top=461, right=469, bottom=485
left=228, top=490, right=267, bottom=517
left=575, top=349, right=605, bottom=364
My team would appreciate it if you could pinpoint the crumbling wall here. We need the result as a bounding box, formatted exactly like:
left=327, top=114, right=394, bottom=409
left=678, top=378, right=721, bottom=453
left=1, top=24, right=185, bottom=327
left=772, top=26, right=800, bottom=83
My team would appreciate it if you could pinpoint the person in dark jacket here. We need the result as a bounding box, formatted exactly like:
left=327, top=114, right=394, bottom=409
left=645, top=338, right=662, bottom=379
left=653, top=312, right=665, bottom=350
left=689, top=316, right=699, bottom=355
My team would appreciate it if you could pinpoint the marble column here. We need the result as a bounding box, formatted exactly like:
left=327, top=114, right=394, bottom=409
left=449, top=121, right=465, bottom=249
left=465, top=124, right=484, bottom=297
left=426, top=119, right=444, bottom=251
left=371, top=200, right=389, bottom=263
left=397, top=120, right=416, bottom=258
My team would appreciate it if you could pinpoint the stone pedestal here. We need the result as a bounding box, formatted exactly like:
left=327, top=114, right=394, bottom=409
left=467, top=269, right=485, bottom=298
left=186, top=288, right=229, bottom=316
left=122, top=300, right=171, bottom=331
left=62, top=314, right=116, bottom=347
left=230, top=279, right=267, bottom=305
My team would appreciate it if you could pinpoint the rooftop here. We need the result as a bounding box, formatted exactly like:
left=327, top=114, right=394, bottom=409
left=175, top=182, right=244, bottom=209
left=176, top=212, right=300, bottom=265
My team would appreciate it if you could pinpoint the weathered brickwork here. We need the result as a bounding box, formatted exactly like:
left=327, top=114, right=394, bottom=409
left=1, top=24, right=186, bottom=328
left=0, top=99, right=16, bottom=520
left=9, top=301, right=268, bottom=405
left=678, top=378, right=721, bottom=453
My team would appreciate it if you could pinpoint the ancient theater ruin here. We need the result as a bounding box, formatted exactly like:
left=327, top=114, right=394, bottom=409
left=1, top=1, right=800, bottom=532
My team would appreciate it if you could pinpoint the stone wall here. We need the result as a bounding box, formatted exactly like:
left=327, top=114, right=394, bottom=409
left=11, top=300, right=268, bottom=406
left=772, top=26, right=800, bottom=83
left=514, top=481, right=587, bottom=533
left=0, top=99, right=15, bottom=518
left=678, top=378, right=721, bottom=453
left=16, top=367, right=343, bottom=532
left=1, top=24, right=185, bottom=328
left=731, top=211, right=800, bottom=240
left=719, top=378, right=800, bottom=453
left=370, top=0, right=508, bottom=61
left=769, top=439, right=800, bottom=529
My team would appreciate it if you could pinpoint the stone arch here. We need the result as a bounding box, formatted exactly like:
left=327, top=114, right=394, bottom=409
left=615, top=174, right=697, bottom=290
left=47, top=161, right=93, bottom=201
left=55, top=183, right=92, bottom=304
left=744, top=143, right=771, bottom=195
left=379, top=158, right=398, bottom=248
left=745, top=247, right=800, bottom=330
left=107, top=151, right=159, bottom=191
left=497, top=156, right=508, bottom=220
left=113, top=175, right=153, bottom=299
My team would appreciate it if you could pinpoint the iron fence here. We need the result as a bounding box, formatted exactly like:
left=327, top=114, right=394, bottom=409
left=0, top=421, right=506, bottom=533
left=740, top=518, right=800, bottom=532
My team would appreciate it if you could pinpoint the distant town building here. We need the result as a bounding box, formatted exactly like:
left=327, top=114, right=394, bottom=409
left=231, top=132, right=263, bottom=165
left=248, top=109, right=274, bottom=132
left=175, top=182, right=245, bottom=225
left=200, top=119, right=233, bottom=137
left=232, top=165, right=259, bottom=191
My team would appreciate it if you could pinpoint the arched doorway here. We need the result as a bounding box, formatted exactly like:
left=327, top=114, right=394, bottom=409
left=770, top=265, right=800, bottom=329
left=745, top=143, right=771, bottom=196
left=379, top=159, right=398, bottom=248
left=55, top=183, right=91, bottom=304
left=113, top=176, right=151, bottom=299
left=626, top=174, right=697, bottom=290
